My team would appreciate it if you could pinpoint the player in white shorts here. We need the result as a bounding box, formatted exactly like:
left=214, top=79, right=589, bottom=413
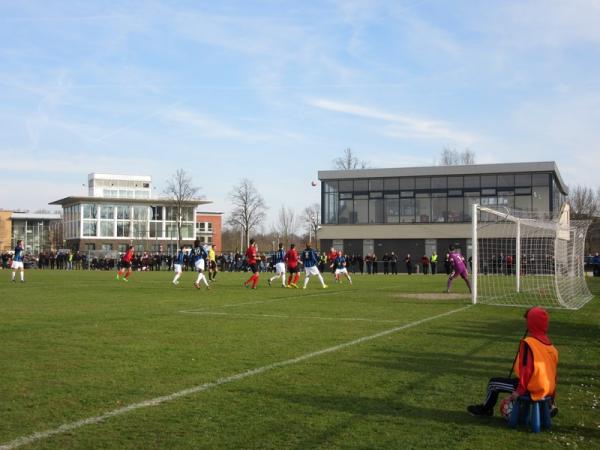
left=331, top=250, right=353, bottom=285
left=268, top=243, right=286, bottom=287
left=192, top=240, right=210, bottom=290
left=11, top=240, right=25, bottom=283
left=172, top=246, right=186, bottom=285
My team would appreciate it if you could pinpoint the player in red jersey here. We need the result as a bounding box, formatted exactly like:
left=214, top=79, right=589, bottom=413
left=327, top=247, right=337, bottom=277
left=116, top=245, right=135, bottom=282
left=285, top=243, right=300, bottom=288
left=243, top=239, right=260, bottom=289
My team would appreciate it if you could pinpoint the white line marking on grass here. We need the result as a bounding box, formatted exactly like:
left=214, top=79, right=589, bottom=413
left=0, top=305, right=472, bottom=450
left=179, top=311, right=402, bottom=323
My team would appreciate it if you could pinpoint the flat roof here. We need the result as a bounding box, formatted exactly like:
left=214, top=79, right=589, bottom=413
left=88, top=173, right=152, bottom=182
left=318, top=161, right=568, bottom=194
left=11, top=212, right=62, bottom=220
left=49, top=196, right=211, bottom=207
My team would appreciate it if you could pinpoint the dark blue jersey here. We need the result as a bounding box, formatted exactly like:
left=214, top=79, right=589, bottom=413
left=333, top=256, right=346, bottom=269
left=192, top=246, right=207, bottom=263
left=301, top=249, right=319, bottom=268
left=174, top=250, right=185, bottom=265
left=14, top=245, right=24, bottom=262
left=273, top=249, right=285, bottom=264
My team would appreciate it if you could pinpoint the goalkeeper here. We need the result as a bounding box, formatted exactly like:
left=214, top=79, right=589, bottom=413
left=467, top=307, right=558, bottom=416
left=445, top=245, right=472, bottom=293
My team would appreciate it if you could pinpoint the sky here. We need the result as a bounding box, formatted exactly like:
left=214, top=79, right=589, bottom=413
left=1, top=0, right=600, bottom=231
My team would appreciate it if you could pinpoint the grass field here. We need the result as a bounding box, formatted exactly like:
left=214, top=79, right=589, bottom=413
left=1, top=270, right=599, bottom=449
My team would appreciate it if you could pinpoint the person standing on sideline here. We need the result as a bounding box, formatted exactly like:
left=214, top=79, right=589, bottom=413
left=421, top=255, right=430, bottom=275
left=116, top=245, right=135, bottom=282
left=208, top=245, right=218, bottom=282
left=285, top=243, right=300, bottom=288
left=11, top=239, right=25, bottom=283
left=430, top=251, right=438, bottom=274
left=383, top=253, right=389, bottom=275
left=301, top=243, right=328, bottom=289
left=331, top=250, right=353, bottom=285
left=243, top=239, right=260, bottom=289
left=268, top=243, right=287, bottom=288
left=172, top=246, right=186, bottom=285
left=446, top=245, right=472, bottom=293
left=192, top=240, right=210, bottom=290
left=390, top=252, right=398, bottom=274
left=405, top=254, right=413, bottom=275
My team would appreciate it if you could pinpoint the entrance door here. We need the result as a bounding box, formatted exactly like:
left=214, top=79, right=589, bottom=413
left=425, top=239, right=437, bottom=258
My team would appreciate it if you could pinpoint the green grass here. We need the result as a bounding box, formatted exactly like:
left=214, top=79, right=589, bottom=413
left=1, top=270, right=599, bottom=449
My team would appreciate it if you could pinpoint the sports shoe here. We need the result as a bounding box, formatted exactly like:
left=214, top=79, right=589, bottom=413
left=302, top=286, right=307, bottom=290
left=172, top=280, right=178, bottom=285
left=122, top=278, right=128, bottom=283
left=268, top=279, right=272, bottom=287
left=291, top=283, right=298, bottom=289
left=281, top=285, right=286, bottom=288
left=467, top=404, right=493, bottom=417
left=206, top=285, right=211, bottom=291
left=323, top=285, right=328, bottom=289
left=194, top=282, right=200, bottom=289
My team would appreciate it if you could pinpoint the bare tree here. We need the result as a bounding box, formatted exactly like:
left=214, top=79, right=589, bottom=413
left=227, top=178, right=267, bottom=248
left=333, top=148, right=369, bottom=170
left=163, top=169, right=200, bottom=249
left=274, top=206, right=298, bottom=247
left=568, top=185, right=599, bottom=219
left=438, top=147, right=476, bottom=165
left=303, top=203, right=320, bottom=244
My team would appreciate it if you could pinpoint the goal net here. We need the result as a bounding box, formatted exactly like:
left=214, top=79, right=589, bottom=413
left=471, top=203, right=593, bottom=309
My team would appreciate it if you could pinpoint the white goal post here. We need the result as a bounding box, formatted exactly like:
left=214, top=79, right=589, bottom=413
left=471, top=203, right=593, bottom=309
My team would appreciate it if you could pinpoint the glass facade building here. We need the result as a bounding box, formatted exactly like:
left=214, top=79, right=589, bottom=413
left=317, top=162, right=568, bottom=267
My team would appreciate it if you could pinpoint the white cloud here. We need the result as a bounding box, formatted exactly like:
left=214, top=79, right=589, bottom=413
left=308, top=98, right=478, bottom=144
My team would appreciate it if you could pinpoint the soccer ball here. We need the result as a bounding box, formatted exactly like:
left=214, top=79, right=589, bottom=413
left=499, top=397, right=514, bottom=420
left=311, top=181, right=317, bottom=187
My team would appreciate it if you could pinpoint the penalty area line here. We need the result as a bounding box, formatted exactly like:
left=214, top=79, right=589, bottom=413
left=0, top=305, right=472, bottom=450
left=179, top=311, right=402, bottom=323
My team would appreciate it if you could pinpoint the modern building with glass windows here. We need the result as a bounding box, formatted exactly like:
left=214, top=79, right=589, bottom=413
left=318, top=162, right=568, bottom=264
left=50, top=174, right=210, bottom=254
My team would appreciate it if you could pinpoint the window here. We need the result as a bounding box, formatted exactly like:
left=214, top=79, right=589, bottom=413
left=149, top=222, right=162, bottom=238
left=117, top=206, right=130, bottom=220
left=400, top=198, right=415, bottom=223
left=464, top=176, right=480, bottom=188
left=354, top=179, right=368, bottom=192
left=498, top=174, right=514, bottom=187
left=85, top=243, right=96, bottom=251
left=533, top=186, right=549, bottom=214
left=133, top=206, right=148, bottom=220
left=100, top=205, right=114, bottom=219
left=532, top=173, right=549, bottom=186
left=102, top=244, right=113, bottom=251
left=515, top=174, right=531, bottom=186
left=431, top=195, right=447, bottom=222
left=151, top=206, right=163, bottom=220
left=338, top=199, right=352, bottom=224
left=100, top=221, right=113, bottom=237
left=369, top=198, right=384, bottom=223
left=339, top=180, right=353, bottom=192
left=133, top=223, right=147, bottom=238
left=464, top=196, right=480, bottom=222
left=448, top=197, right=463, bottom=222
left=82, top=204, right=97, bottom=219
left=353, top=195, right=368, bottom=223
left=384, top=178, right=399, bottom=191
left=118, top=244, right=127, bottom=252
left=415, top=177, right=430, bottom=189
left=448, top=176, right=463, bottom=188
left=83, top=222, right=97, bottom=236
left=385, top=198, right=399, bottom=223
left=369, top=179, right=383, bottom=191
left=117, top=222, right=130, bottom=237
left=481, top=175, right=497, bottom=187
left=324, top=180, right=338, bottom=193
left=324, top=193, right=338, bottom=224
left=515, top=195, right=531, bottom=211
left=415, top=195, right=431, bottom=222
left=400, top=178, right=415, bottom=189
left=431, top=177, right=447, bottom=189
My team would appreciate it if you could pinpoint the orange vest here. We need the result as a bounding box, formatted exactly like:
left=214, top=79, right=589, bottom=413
left=513, top=337, right=558, bottom=400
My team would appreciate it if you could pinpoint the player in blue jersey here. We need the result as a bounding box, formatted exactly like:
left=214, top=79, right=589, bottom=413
left=268, top=243, right=287, bottom=287
left=191, top=239, right=210, bottom=290
left=301, top=243, right=327, bottom=289
left=11, top=240, right=25, bottom=282
left=172, top=246, right=186, bottom=285
left=331, top=250, right=353, bottom=285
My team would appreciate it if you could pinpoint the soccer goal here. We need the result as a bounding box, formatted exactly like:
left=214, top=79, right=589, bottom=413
left=471, top=203, right=593, bottom=309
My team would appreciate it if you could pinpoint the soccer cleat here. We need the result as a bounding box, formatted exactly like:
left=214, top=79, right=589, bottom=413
left=194, top=282, right=200, bottom=289
left=268, top=279, right=272, bottom=287
left=285, top=285, right=291, bottom=288
left=467, top=404, right=493, bottom=417
left=281, top=285, right=286, bottom=288
left=302, top=286, right=307, bottom=290
left=291, top=283, right=298, bottom=289
left=172, top=280, right=178, bottom=285
left=206, top=285, right=211, bottom=290
left=251, top=287, right=257, bottom=290
left=122, top=278, right=128, bottom=282
left=323, top=285, right=328, bottom=289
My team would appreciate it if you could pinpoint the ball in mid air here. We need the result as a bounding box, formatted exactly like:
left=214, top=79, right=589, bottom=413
left=311, top=181, right=317, bottom=187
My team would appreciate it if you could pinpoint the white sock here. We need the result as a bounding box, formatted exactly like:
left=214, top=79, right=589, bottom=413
left=20, top=271, right=24, bottom=281
left=173, top=273, right=181, bottom=283
left=12, top=271, right=16, bottom=281
left=281, top=274, right=286, bottom=286
left=303, top=275, right=310, bottom=288
left=347, top=275, right=352, bottom=284
left=317, top=273, right=325, bottom=287
left=196, top=273, right=208, bottom=286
